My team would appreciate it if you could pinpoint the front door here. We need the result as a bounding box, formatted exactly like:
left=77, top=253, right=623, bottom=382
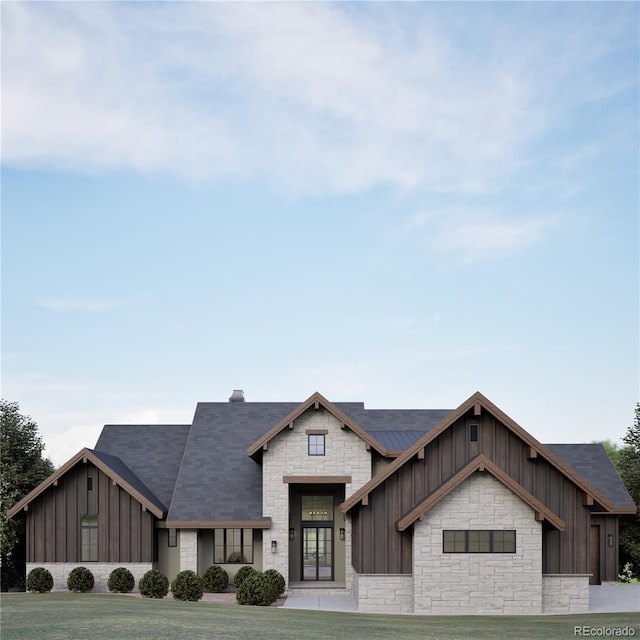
left=302, top=526, right=333, bottom=581
left=300, top=495, right=334, bottom=581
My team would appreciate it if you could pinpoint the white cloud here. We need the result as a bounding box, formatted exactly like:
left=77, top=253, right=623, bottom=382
left=406, top=208, right=560, bottom=264
left=2, top=2, right=633, bottom=194
left=36, top=295, right=145, bottom=312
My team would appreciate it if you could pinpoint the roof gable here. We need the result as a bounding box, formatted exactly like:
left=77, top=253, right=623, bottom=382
left=247, top=391, right=388, bottom=458
left=341, top=391, right=615, bottom=514
left=396, top=454, right=565, bottom=531
left=7, top=448, right=165, bottom=519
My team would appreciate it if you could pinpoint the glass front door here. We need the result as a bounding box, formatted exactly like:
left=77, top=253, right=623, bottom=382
left=302, top=526, right=333, bottom=581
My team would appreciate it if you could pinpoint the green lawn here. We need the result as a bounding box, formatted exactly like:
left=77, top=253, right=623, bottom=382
left=1, top=594, right=638, bottom=640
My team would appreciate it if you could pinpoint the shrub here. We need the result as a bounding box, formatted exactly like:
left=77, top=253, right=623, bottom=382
left=202, top=565, right=228, bottom=593
left=26, top=567, right=54, bottom=593
left=262, top=569, right=285, bottom=598
left=619, top=562, right=634, bottom=584
left=171, top=570, right=203, bottom=602
left=139, top=569, right=169, bottom=599
left=236, top=571, right=278, bottom=606
left=233, top=565, right=257, bottom=589
left=67, top=566, right=94, bottom=593
left=107, top=567, right=135, bottom=593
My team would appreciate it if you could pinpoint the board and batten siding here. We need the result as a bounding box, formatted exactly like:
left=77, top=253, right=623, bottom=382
left=25, top=462, right=155, bottom=563
left=351, top=411, right=593, bottom=575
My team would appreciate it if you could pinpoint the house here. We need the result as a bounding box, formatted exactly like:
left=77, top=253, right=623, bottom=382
left=8, top=390, right=635, bottom=614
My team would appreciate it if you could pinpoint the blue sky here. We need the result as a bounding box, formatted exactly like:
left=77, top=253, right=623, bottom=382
left=2, top=2, right=638, bottom=466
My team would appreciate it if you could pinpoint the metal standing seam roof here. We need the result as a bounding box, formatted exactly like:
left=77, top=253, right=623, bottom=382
left=92, top=401, right=634, bottom=522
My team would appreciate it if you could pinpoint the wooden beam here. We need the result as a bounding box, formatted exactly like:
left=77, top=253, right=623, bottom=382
left=262, top=443, right=268, bottom=452
left=53, top=479, right=59, bottom=487
left=362, top=494, right=369, bottom=507
left=287, top=422, right=294, bottom=430
left=535, top=511, right=544, bottom=522
left=82, top=456, right=88, bottom=463
left=582, top=493, right=594, bottom=506
left=283, top=475, right=352, bottom=484
left=473, top=402, right=482, bottom=416
left=526, top=446, right=538, bottom=460
left=314, top=401, right=320, bottom=410
left=418, top=448, right=425, bottom=460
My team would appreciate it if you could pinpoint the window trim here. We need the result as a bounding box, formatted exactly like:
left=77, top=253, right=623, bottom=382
left=308, top=434, right=325, bottom=456
left=443, top=529, right=516, bottom=554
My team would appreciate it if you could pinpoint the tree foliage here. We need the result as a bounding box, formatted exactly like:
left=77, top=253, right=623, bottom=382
left=618, top=404, right=640, bottom=576
left=1, top=400, right=55, bottom=590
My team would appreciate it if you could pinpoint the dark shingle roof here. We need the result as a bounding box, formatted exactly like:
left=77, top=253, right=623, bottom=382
left=89, top=448, right=166, bottom=513
left=95, top=424, right=190, bottom=510
left=92, top=400, right=634, bottom=522
left=545, top=443, right=635, bottom=510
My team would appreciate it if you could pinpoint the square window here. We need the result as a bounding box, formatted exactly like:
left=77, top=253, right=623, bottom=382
left=308, top=434, right=325, bottom=456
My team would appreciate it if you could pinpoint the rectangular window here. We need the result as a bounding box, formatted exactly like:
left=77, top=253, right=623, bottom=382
left=81, top=514, right=98, bottom=561
left=469, top=424, right=478, bottom=442
left=443, top=530, right=516, bottom=553
left=308, top=434, right=325, bottom=456
left=168, top=528, right=177, bottom=547
left=213, top=528, right=253, bottom=563
left=87, top=477, right=93, bottom=491
left=301, top=495, right=334, bottom=522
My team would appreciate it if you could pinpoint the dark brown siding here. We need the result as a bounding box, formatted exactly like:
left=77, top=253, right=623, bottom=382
left=26, top=462, right=154, bottom=563
left=351, top=408, right=598, bottom=575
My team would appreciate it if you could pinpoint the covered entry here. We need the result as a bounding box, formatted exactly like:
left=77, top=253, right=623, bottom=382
left=288, top=484, right=346, bottom=584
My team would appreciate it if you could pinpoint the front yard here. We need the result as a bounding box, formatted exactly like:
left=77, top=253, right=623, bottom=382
left=1, top=594, right=638, bottom=640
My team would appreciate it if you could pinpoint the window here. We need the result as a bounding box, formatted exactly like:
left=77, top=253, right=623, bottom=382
left=81, top=514, right=98, bottom=561
left=443, top=530, right=516, bottom=553
left=87, top=477, right=93, bottom=491
left=214, top=529, right=253, bottom=563
left=301, top=496, right=334, bottom=522
left=168, top=528, right=177, bottom=547
left=469, top=424, right=478, bottom=442
left=308, top=434, right=325, bottom=456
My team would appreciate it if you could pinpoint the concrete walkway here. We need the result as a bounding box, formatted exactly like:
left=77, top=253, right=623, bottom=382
left=282, top=585, right=639, bottom=615
left=588, top=585, right=640, bottom=613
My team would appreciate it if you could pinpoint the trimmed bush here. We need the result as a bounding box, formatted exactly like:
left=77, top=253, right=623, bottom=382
left=107, top=567, right=135, bottom=593
left=202, top=565, right=228, bottom=593
left=233, top=565, right=257, bottom=589
left=26, top=567, right=54, bottom=593
left=262, top=569, right=285, bottom=598
left=67, top=566, right=94, bottom=593
left=139, top=569, right=169, bottom=599
left=171, top=570, right=203, bottom=602
left=236, top=571, right=278, bottom=606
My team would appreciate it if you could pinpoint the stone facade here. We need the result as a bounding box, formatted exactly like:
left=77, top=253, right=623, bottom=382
left=26, top=562, right=153, bottom=593
left=413, top=473, right=543, bottom=615
left=179, top=529, right=198, bottom=572
left=261, top=407, right=372, bottom=588
left=354, top=573, right=414, bottom=614
left=542, top=574, right=590, bottom=613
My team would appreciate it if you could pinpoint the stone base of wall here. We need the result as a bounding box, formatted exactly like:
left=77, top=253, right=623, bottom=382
left=542, top=575, right=590, bottom=613
left=26, top=562, right=153, bottom=593
left=354, top=573, right=413, bottom=614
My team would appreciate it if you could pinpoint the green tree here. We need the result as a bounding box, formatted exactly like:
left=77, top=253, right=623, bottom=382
left=597, top=439, right=623, bottom=471
left=1, top=400, right=54, bottom=590
left=618, top=404, right=640, bottom=576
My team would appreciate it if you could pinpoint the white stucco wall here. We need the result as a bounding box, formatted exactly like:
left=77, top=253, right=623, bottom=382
left=413, top=473, right=543, bottom=615
left=261, top=407, right=372, bottom=588
left=26, top=562, right=153, bottom=593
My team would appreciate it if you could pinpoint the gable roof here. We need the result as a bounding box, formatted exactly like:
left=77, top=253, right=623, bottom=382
left=341, top=391, right=616, bottom=514
left=7, top=448, right=165, bottom=519
left=95, top=424, right=190, bottom=509
left=547, top=444, right=636, bottom=513
left=396, top=454, right=565, bottom=531
left=247, top=391, right=390, bottom=459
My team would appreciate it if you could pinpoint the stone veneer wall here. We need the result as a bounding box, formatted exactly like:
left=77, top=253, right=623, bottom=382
left=179, top=529, right=198, bottom=572
left=261, top=408, right=371, bottom=589
left=26, top=562, right=153, bottom=593
left=355, top=573, right=414, bottom=614
left=413, top=473, right=543, bottom=615
left=542, top=575, right=590, bottom=613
